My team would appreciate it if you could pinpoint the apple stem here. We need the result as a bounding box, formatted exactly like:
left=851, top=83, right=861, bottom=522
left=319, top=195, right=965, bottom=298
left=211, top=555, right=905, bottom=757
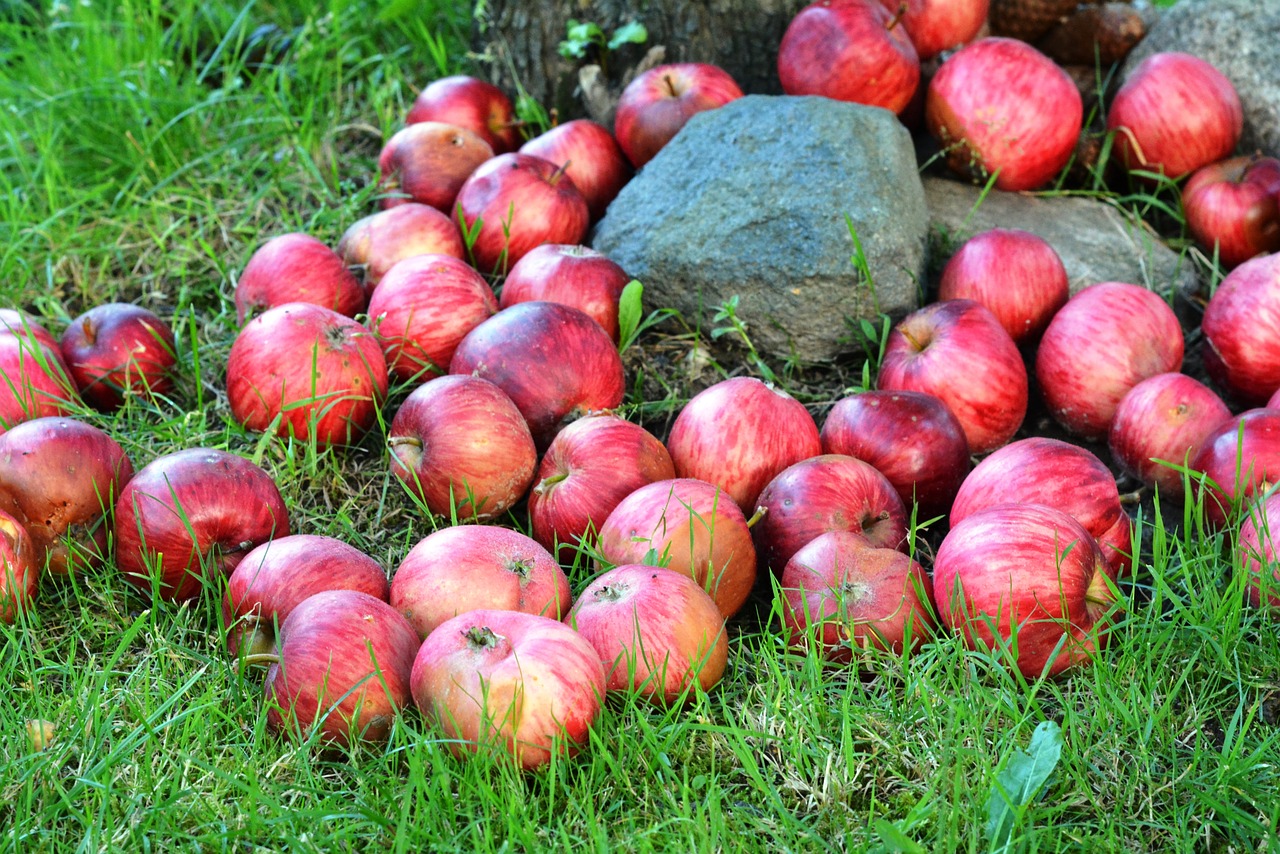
left=899, top=329, right=924, bottom=351
left=81, top=317, right=98, bottom=346
left=1118, top=489, right=1143, bottom=506
left=533, top=472, right=568, bottom=495
left=239, top=652, right=279, bottom=668
left=745, top=506, right=767, bottom=529
left=663, top=74, right=679, bottom=98
left=886, top=3, right=908, bottom=32
left=387, top=435, right=423, bottom=451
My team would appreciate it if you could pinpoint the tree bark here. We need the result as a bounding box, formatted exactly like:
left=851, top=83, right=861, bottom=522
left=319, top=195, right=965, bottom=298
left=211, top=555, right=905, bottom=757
left=474, top=0, right=809, bottom=128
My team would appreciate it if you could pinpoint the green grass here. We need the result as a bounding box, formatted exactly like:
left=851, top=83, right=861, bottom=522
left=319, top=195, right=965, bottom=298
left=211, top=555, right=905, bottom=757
left=3, top=1, right=1279, bottom=851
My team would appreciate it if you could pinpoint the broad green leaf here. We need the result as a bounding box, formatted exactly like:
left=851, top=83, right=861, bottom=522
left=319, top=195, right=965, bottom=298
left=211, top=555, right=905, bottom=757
left=985, top=720, right=1064, bottom=854
left=607, top=21, right=648, bottom=50
left=617, top=279, right=644, bottom=352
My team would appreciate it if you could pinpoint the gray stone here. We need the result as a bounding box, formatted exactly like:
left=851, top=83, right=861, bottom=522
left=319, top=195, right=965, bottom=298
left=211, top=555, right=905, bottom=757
left=593, top=95, right=927, bottom=364
left=1123, top=0, right=1280, bottom=159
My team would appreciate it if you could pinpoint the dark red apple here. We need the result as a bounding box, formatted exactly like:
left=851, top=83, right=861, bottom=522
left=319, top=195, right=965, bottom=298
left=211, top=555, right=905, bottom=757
left=405, top=75, right=519, bottom=154
left=1201, top=252, right=1280, bottom=406
left=0, top=334, right=78, bottom=434
left=60, top=303, right=176, bottom=411
left=519, top=119, right=633, bottom=221
left=878, top=0, right=989, bottom=60
left=1183, top=155, right=1280, bottom=268
left=1191, top=408, right=1280, bottom=529
left=378, top=121, right=494, bottom=212
left=1237, top=490, right=1280, bottom=609
left=337, top=203, right=466, bottom=295
left=0, top=509, right=39, bottom=624
left=234, top=233, right=366, bottom=323
left=613, top=63, right=744, bottom=169
left=497, top=244, right=630, bottom=342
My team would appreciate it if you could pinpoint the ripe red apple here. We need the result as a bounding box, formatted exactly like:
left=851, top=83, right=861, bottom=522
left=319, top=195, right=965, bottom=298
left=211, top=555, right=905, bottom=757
left=877, top=299, right=1027, bottom=455
left=667, top=377, right=821, bottom=513
left=387, top=374, right=537, bottom=521
left=568, top=564, right=728, bottom=705
left=234, top=233, right=366, bottom=323
left=1183, top=155, right=1280, bottom=268
left=878, top=0, right=989, bottom=60
left=0, top=334, right=79, bottom=434
left=265, top=589, right=419, bottom=747
left=926, top=37, right=1082, bottom=191
left=405, top=75, right=519, bottom=154
left=613, top=63, right=744, bottom=169
left=114, top=448, right=290, bottom=602
left=595, top=478, right=757, bottom=619
left=337, top=203, right=466, bottom=294
left=449, top=301, right=625, bottom=451
left=753, top=454, right=909, bottom=576
left=936, top=228, right=1070, bottom=345
left=0, top=416, right=134, bottom=576
left=227, top=303, right=388, bottom=447
left=222, top=534, right=389, bottom=660
left=528, top=414, right=675, bottom=558
left=1201, top=252, right=1280, bottom=406
left=497, top=244, right=630, bottom=342
left=934, top=502, right=1114, bottom=679
left=60, top=303, right=176, bottom=411
left=1108, top=372, right=1232, bottom=499
left=1036, top=282, right=1184, bottom=439
left=0, top=509, right=39, bottom=624
left=519, top=119, right=633, bottom=221
left=366, top=254, right=497, bottom=383
left=1237, top=490, right=1280, bottom=609
left=1191, top=409, right=1280, bottom=529
left=0, top=309, right=59, bottom=353
left=390, top=525, right=570, bottom=639
left=777, top=0, right=920, bottom=115
left=780, top=530, right=934, bottom=661
left=820, top=389, right=969, bottom=520
left=377, top=121, right=494, bottom=212
left=1107, top=52, right=1243, bottom=180
left=411, top=609, right=607, bottom=770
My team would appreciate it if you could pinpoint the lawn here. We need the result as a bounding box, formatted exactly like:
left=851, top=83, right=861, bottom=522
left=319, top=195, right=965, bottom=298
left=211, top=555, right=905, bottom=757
left=1, top=1, right=1277, bottom=852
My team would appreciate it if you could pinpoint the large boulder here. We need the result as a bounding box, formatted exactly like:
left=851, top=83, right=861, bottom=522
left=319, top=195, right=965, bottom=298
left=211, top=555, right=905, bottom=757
left=1122, top=0, right=1280, bottom=159
left=593, top=95, right=927, bottom=363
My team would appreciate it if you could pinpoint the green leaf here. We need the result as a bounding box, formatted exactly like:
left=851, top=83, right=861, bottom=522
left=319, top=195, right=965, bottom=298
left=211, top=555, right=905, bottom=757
left=871, top=819, right=927, bottom=854
left=985, top=721, right=1064, bottom=854
left=617, top=279, right=644, bottom=352
left=607, top=21, right=648, bottom=50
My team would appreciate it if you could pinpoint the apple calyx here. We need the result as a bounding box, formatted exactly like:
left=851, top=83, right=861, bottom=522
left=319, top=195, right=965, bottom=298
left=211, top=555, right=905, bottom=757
left=465, top=625, right=503, bottom=650
left=838, top=579, right=873, bottom=604
left=504, top=556, right=534, bottom=580
left=592, top=581, right=631, bottom=603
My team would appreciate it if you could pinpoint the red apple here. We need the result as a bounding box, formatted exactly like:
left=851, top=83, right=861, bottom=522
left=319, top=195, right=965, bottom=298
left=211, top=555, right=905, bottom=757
left=0, top=334, right=79, bottom=434
left=0, top=416, right=134, bottom=576
left=877, top=299, right=1027, bottom=455
left=0, top=309, right=59, bottom=353
left=926, top=37, right=1082, bottom=191
left=114, top=448, right=290, bottom=602
left=377, top=121, right=494, bottom=212
left=1036, top=282, right=1184, bottom=439
left=1201, top=252, right=1280, bottom=406
left=234, top=233, right=366, bottom=323
left=1191, top=408, right=1280, bottom=529
left=519, top=120, right=633, bottom=221
left=1183, top=155, right=1280, bottom=268
left=777, top=0, right=920, bottom=115
left=528, top=413, right=675, bottom=558
left=391, top=525, right=570, bottom=640
left=227, top=303, right=388, bottom=447
left=820, top=389, right=969, bottom=520
left=595, top=478, right=756, bottom=619
left=0, top=509, right=39, bottom=624
left=366, top=254, right=498, bottom=383
left=1107, top=52, right=1243, bottom=180
left=337, top=203, right=466, bottom=294
left=879, top=0, right=989, bottom=60
left=387, top=374, right=537, bottom=521
left=497, top=244, right=630, bottom=342
left=449, top=301, right=625, bottom=451
left=411, top=609, right=607, bottom=770
left=613, top=63, right=744, bottom=169
left=1108, top=372, right=1232, bottom=499
left=936, top=228, right=1070, bottom=345
left=934, top=502, right=1114, bottom=679
left=405, top=75, right=519, bottom=154
left=568, top=564, right=728, bottom=705
left=59, top=303, right=176, bottom=411
left=1237, top=490, right=1280, bottom=610
left=667, top=377, right=821, bottom=513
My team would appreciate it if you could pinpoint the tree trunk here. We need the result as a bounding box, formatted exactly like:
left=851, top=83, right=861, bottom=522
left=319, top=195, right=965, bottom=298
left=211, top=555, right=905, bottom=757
left=474, top=0, right=809, bottom=129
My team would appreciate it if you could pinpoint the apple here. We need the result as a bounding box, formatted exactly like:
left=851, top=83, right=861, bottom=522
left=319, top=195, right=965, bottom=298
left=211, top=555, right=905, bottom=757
left=936, top=228, right=1070, bottom=345
left=753, top=454, right=908, bottom=576
left=365, top=253, right=497, bottom=384
left=405, top=75, right=519, bottom=154
left=1036, top=282, right=1184, bottom=439
left=820, top=389, right=969, bottom=520
left=1107, top=52, right=1243, bottom=180
left=1201, top=252, right=1280, bottom=406
left=391, top=525, right=570, bottom=639
left=0, top=309, right=59, bottom=354
left=0, top=509, right=39, bottom=624
left=387, top=374, right=537, bottom=521
left=234, top=233, right=366, bottom=323
left=59, top=303, right=176, bottom=411
left=377, top=121, right=494, bottom=212
left=0, top=334, right=79, bottom=434
left=223, top=534, right=389, bottom=660
left=934, top=502, right=1114, bottom=679
left=780, top=530, right=934, bottom=661
left=1191, top=408, right=1280, bottom=529
left=519, top=119, right=633, bottom=222
left=0, top=416, right=134, bottom=575
left=926, top=37, right=1082, bottom=191
left=227, top=303, right=388, bottom=447
left=877, top=299, right=1027, bottom=455
left=1237, top=489, right=1280, bottom=609
left=528, top=413, right=675, bottom=559
left=449, top=301, right=625, bottom=451
left=777, top=0, right=920, bottom=115
left=613, top=63, right=744, bottom=169
left=453, top=152, right=590, bottom=274
left=1182, top=155, right=1280, bottom=268
left=568, top=564, right=728, bottom=705
left=114, top=448, right=290, bottom=602
left=666, top=377, right=821, bottom=513
left=878, top=0, right=989, bottom=60
left=337, top=203, right=466, bottom=295
left=264, top=589, right=419, bottom=747
left=497, top=244, right=630, bottom=342
left=1108, top=372, right=1232, bottom=499
left=595, top=478, right=757, bottom=619
left=411, top=609, right=607, bottom=770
